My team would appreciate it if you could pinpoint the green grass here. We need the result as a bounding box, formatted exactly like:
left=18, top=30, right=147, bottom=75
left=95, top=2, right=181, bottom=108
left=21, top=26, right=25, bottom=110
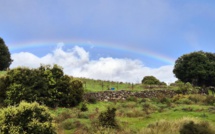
left=75, top=77, right=170, bottom=92
left=49, top=94, right=215, bottom=133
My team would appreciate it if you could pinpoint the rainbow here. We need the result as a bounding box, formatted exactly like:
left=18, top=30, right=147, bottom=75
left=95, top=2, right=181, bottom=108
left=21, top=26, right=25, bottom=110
left=8, top=39, right=176, bottom=65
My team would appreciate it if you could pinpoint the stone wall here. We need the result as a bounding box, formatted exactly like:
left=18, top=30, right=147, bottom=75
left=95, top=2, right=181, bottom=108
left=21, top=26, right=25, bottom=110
left=84, top=90, right=176, bottom=101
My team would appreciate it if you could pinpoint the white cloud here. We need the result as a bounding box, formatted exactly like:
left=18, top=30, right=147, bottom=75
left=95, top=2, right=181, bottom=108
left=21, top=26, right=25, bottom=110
left=11, top=45, right=177, bottom=84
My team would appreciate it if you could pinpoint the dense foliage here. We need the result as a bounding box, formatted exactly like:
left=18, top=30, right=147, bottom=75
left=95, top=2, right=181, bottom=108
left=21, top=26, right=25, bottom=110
left=0, top=101, right=56, bottom=134
left=98, top=107, right=118, bottom=128
left=141, top=76, right=165, bottom=85
left=0, top=65, right=84, bottom=107
left=0, top=37, right=13, bottom=70
left=173, top=51, right=215, bottom=87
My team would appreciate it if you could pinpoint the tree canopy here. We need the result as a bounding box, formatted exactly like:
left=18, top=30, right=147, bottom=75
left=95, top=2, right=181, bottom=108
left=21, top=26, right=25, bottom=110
left=141, top=76, right=164, bottom=85
left=0, top=38, right=12, bottom=70
left=0, top=64, right=84, bottom=107
left=173, top=51, right=215, bottom=87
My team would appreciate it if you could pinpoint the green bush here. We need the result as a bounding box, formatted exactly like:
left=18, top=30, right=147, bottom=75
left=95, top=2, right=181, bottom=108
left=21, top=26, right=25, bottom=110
left=180, top=121, right=214, bottom=134
left=0, top=101, right=56, bottom=134
left=2, top=65, right=84, bottom=107
left=80, top=103, right=88, bottom=112
left=98, top=107, right=118, bottom=128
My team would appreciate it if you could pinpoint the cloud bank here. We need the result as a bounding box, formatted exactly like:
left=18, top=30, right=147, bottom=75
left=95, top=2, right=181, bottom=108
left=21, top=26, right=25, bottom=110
left=11, top=45, right=177, bottom=84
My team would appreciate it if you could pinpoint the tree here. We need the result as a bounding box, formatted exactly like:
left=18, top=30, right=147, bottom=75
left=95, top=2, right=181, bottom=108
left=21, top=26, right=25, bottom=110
left=2, top=65, right=84, bottom=107
left=0, top=38, right=12, bottom=70
left=173, top=51, right=215, bottom=87
left=0, top=101, right=56, bottom=134
left=141, top=76, right=161, bottom=85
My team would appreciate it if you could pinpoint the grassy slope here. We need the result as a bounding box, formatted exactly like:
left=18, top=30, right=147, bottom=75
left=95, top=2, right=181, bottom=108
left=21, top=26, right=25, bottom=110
left=51, top=95, right=215, bottom=133
left=3, top=70, right=214, bottom=133
left=75, top=77, right=172, bottom=92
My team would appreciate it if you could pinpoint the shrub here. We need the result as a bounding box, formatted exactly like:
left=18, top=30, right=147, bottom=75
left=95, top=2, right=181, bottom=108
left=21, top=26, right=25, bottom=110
left=180, top=121, right=214, bottom=134
left=80, top=103, right=88, bottom=112
left=98, top=107, right=118, bottom=128
left=0, top=101, right=56, bottom=134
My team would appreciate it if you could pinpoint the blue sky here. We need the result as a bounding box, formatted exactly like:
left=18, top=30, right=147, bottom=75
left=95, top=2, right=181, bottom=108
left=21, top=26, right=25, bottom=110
left=1, top=0, right=215, bottom=83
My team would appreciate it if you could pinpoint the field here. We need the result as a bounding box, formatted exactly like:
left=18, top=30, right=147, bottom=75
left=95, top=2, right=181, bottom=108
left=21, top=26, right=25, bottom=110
left=51, top=94, right=215, bottom=134
left=75, top=77, right=171, bottom=92
left=1, top=71, right=215, bottom=133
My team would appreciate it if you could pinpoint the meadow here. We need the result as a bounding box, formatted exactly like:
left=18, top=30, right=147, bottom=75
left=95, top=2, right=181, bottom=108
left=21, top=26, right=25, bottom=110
left=74, top=77, right=169, bottom=92
left=1, top=71, right=215, bottom=134
left=52, top=94, right=215, bottom=134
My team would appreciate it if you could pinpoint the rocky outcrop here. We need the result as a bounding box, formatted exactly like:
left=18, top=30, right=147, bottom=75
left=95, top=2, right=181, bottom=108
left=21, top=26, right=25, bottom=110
left=84, top=90, right=176, bottom=101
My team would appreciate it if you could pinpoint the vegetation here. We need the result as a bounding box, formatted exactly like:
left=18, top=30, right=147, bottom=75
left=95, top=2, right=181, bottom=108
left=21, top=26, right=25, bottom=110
left=142, top=76, right=166, bottom=86
left=0, top=65, right=84, bottom=107
left=180, top=121, right=214, bottom=134
left=98, top=107, right=118, bottom=128
left=0, top=37, right=13, bottom=70
left=0, top=101, right=56, bottom=134
left=50, top=93, right=215, bottom=133
left=173, top=51, right=215, bottom=87
left=0, top=50, right=215, bottom=133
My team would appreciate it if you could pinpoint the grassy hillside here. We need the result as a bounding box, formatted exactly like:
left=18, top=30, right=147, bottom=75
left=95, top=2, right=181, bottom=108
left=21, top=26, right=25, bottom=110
left=51, top=94, right=215, bottom=134
left=75, top=77, right=170, bottom=92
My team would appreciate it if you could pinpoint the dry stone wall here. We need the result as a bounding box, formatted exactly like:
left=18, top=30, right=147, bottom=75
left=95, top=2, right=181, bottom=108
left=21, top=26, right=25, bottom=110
left=84, top=90, right=176, bottom=101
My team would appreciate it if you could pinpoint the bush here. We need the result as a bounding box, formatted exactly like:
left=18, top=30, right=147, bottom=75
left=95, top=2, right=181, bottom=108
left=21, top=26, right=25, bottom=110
left=80, top=103, right=88, bottom=112
left=98, top=107, right=118, bottom=128
left=180, top=121, right=214, bottom=134
left=2, top=65, right=84, bottom=107
left=0, top=101, right=56, bottom=134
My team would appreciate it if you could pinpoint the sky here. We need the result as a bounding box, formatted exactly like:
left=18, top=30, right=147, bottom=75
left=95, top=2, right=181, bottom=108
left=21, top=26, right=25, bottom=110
left=1, top=0, right=215, bottom=84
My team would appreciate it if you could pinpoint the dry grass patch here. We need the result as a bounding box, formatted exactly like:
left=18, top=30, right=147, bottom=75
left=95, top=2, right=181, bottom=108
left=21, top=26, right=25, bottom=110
left=139, top=117, right=215, bottom=134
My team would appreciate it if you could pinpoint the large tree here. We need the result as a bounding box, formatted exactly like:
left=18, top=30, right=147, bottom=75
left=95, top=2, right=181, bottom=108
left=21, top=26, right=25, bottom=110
left=0, top=38, right=13, bottom=70
left=173, top=51, right=215, bottom=87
